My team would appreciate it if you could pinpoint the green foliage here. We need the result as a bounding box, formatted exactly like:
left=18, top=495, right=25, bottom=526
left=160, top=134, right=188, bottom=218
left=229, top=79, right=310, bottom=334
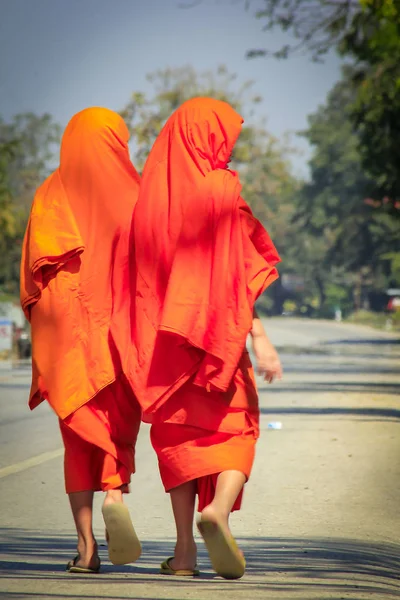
left=120, top=63, right=298, bottom=233
left=121, top=63, right=399, bottom=315
left=241, top=0, right=400, bottom=213
left=340, top=1, right=400, bottom=211
left=0, top=63, right=397, bottom=321
left=296, top=65, right=400, bottom=313
left=0, top=138, right=18, bottom=243
left=120, top=65, right=264, bottom=171
left=0, top=113, right=60, bottom=294
left=121, top=65, right=298, bottom=313
left=245, top=0, right=360, bottom=61
left=346, top=308, right=400, bottom=331
left=0, top=113, right=61, bottom=211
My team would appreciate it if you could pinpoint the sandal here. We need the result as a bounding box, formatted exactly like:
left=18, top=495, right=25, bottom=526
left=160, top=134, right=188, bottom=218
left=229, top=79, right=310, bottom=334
left=66, top=554, right=101, bottom=574
left=160, top=556, right=200, bottom=576
left=102, top=503, right=141, bottom=565
left=197, top=519, right=245, bottom=579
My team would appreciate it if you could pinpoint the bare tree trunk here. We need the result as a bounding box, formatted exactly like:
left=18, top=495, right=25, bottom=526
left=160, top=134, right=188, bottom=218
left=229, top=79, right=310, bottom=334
left=315, top=275, right=326, bottom=308
left=353, top=272, right=362, bottom=311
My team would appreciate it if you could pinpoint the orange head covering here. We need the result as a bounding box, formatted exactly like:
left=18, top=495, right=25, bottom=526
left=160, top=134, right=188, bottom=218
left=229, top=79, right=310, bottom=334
left=20, top=107, right=140, bottom=418
left=128, top=97, right=280, bottom=418
left=21, top=107, right=140, bottom=314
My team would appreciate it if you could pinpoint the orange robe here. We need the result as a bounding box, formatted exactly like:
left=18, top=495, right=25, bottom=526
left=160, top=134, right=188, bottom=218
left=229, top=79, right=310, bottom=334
left=124, top=98, right=280, bottom=510
left=151, top=351, right=258, bottom=510
left=60, top=373, right=140, bottom=493
left=20, top=107, right=141, bottom=493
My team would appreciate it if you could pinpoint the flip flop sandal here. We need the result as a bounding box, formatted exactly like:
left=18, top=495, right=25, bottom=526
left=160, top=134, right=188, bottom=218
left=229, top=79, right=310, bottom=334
left=66, top=554, right=101, bottom=574
left=102, top=503, right=142, bottom=565
left=160, top=556, right=200, bottom=576
left=197, top=519, right=245, bottom=580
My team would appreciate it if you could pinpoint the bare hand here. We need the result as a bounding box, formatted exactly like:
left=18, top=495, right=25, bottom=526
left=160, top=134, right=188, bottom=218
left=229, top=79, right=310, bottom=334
left=251, top=334, right=283, bottom=383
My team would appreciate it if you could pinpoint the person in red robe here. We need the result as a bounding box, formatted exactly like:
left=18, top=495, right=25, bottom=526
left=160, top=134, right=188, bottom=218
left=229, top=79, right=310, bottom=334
left=20, top=107, right=142, bottom=573
left=124, top=97, right=282, bottom=579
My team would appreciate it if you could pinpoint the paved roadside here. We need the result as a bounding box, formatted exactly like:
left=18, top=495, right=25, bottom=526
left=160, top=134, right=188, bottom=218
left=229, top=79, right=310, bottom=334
left=0, top=318, right=399, bottom=599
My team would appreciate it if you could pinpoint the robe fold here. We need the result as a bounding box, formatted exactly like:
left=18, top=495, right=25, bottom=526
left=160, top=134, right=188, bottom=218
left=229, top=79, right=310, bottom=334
left=126, top=97, right=280, bottom=509
left=20, top=107, right=141, bottom=492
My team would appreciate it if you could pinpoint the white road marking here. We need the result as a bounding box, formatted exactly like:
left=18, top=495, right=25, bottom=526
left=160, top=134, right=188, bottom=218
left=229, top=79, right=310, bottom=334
left=0, top=448, right=63, bottom=479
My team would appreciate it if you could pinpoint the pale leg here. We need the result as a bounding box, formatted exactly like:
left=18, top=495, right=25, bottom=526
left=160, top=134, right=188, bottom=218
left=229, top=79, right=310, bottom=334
left=169, top=480, right=198, bottom=570
left=68, top=490, right=99, bottom=569
left=201, top=470, right=246, bottom=537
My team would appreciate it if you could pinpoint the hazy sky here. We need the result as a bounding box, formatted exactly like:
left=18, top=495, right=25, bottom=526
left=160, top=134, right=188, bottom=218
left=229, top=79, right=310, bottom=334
left=0, top=0, right=342, bottom=175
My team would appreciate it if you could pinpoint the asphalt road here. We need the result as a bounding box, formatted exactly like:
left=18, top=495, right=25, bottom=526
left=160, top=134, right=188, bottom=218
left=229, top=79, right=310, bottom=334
left=0, top=318, right=399, bottom=600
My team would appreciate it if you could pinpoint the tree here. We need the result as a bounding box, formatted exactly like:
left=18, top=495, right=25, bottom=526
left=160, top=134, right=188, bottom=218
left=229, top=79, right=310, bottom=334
left=120, top=63, right=298, bottom=229
left=243, top=0, right=400, bottom=213
left=342, top=0, right=400, bottom=214
left=120, top=65, right=265, bottom=170
left=244, top=0, right=360, bottom=61
left=297, top=66, right=400, bottom=311
left=0, top=113, right=61, bottom=212
left=239, top=132, right=300, bottom=313
left=179, top=0, right=360, bottom=61
left=182, top=1, right=400, bottom=214
left=0, top=113, right=61, bottom=295
left=0, top=139, right=17, bottom=246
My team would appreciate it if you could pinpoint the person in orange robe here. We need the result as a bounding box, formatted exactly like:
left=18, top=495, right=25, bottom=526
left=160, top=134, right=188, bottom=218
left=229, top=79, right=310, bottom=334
left=125, top=97, right=283, bottom=579
left=20, top=107, right=142, bottom=573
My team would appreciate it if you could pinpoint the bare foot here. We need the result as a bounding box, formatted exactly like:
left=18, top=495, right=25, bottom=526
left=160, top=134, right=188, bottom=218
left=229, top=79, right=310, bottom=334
left=169, top=540, right=198, bottom=572
left=201, top=504, right=230, bottom=537
left=103, top=488, right=123, bottom=509
left=73, top=540, right=100, bottom=571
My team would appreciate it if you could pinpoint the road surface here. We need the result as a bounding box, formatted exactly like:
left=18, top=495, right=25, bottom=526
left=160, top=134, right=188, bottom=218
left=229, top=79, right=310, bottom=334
left=0, top=318, right=399, bottom=599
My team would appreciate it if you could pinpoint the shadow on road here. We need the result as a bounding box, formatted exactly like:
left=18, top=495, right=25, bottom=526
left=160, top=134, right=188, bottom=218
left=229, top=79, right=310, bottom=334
left=0, top=528, right=399, bottom=598
left=322, top=338, right=400, bottom=346
left=259, top=381, right=400, bottom=395
left=0, top=384, right=30, bottom=390
left=282, top=364, right=400, bottom=376
left=259, top=405, right=400, bottom=421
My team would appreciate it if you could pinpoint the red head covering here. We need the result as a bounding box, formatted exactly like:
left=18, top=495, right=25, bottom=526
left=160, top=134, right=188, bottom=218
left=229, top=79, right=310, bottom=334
left=20, top=107, right=140, bottom=418
left=127, top=97, right=280, bottom=419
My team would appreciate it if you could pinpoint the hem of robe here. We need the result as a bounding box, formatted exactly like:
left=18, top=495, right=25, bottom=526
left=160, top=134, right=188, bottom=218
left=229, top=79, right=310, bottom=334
left=151, top=423, right=256, bottom=512
left=149, top=350, right=258, bottom=512
left=59, top=375, right=141, bottom=494
left=154, top=431, right=256, bottom=491
left=197, top=473, right=245, bottom=513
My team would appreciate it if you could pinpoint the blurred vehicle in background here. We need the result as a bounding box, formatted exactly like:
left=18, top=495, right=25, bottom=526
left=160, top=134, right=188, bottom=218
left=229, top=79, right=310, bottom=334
left=15, top=327, right=31, bottom=359
left=386, top=289, right=400, bottom=313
